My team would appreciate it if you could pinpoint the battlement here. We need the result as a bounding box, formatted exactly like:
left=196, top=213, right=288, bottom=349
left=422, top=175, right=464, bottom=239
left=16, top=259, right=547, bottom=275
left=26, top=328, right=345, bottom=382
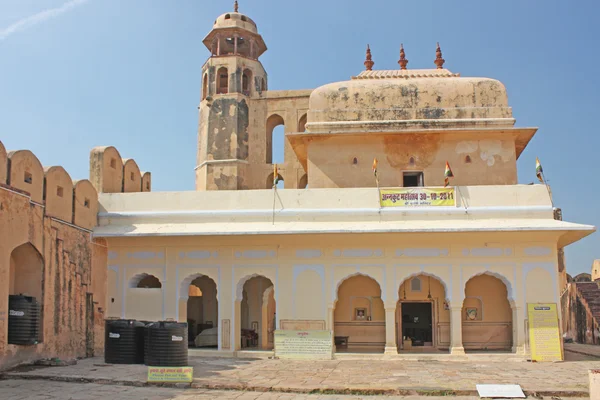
left=89, top=146, right=151, bottom=194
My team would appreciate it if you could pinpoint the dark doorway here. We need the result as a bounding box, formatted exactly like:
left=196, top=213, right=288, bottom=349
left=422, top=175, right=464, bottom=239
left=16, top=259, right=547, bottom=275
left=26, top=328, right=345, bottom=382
left=401, top=302, right=432, bottom=346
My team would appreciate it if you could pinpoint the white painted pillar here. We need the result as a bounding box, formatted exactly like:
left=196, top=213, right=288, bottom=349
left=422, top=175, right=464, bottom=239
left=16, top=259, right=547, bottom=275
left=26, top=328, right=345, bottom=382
left=328, top=306, right=336, bottom=353
left=512, top=305, right=526, bottom=354
left=384, top=307, right=398, bottom=355
left=450, top=306, right=465, bottom=354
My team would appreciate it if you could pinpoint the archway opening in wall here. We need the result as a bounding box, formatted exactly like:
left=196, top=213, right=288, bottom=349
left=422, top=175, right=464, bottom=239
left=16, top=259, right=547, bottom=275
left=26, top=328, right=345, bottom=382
left=242, top=69, right=252, bottom=96
left=186, top=276, right=218, bottom=349
left=334, top=275, right=385, bottom=353
left=266, top=172, right=284, bottom=189
left=266, top=114, right=284, bottom=164
left=298, top=114, right=307, bottom=132
left=397, top=275, right=449, bottom=353
left=461, top=274, right=513, bottom=352
left=239, top=276, right=275, bottom=350
left=135, top=274, right=162, bottom=288
left=217, top=67, right=228, bottom=94
left=9, top=242, right=44, bottom=342
left=202, top=74, right=208, bottom=100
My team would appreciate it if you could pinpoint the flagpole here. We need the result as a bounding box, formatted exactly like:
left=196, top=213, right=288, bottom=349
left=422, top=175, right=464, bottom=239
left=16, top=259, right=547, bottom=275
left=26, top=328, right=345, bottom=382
left=541, top=171, right=554, bottom=208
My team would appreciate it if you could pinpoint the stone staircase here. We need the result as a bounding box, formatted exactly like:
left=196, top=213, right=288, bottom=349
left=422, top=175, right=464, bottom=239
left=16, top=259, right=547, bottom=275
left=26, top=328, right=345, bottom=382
left=576, top=282, right=600, bottom=325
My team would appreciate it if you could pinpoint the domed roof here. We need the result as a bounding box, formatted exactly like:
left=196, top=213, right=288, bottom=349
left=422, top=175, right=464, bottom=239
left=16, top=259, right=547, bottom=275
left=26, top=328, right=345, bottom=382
left=213, top=11, right=258, bottom=34
left=307, top=69, right=514, bottom=133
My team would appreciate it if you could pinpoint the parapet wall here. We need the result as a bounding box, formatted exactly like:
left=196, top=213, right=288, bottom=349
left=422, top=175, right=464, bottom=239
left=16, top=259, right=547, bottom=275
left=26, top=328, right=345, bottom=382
left=90, top=146, right=151, bottom=193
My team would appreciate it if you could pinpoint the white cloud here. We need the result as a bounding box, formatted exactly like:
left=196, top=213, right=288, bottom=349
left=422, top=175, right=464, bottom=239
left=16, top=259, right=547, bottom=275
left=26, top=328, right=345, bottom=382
left=0, top=0, right=90, bottom=42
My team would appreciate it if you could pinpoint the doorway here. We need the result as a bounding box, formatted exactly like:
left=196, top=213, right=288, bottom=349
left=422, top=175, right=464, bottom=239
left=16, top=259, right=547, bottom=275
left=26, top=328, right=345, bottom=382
left=401, top=302, right=433, bottom=347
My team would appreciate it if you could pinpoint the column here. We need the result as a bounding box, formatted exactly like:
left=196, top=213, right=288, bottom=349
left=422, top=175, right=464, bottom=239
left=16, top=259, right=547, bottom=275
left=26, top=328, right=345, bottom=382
left=384, top=307, right=398, bottom=355
left=234, top=35, right=238, bottom=55
left=512, top=305, right=526, bottom=354
left=216, top=36, right=221, bottom=56
left=450, top=306, right=465, bottom=354
left=328, top=307, right=336, bottom=354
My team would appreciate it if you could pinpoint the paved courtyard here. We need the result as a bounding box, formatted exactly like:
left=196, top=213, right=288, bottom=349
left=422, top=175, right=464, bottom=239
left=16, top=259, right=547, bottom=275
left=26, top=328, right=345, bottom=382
left=1, top=346, right=599, bottom=397
left=0, top=380, right=587, bottom=400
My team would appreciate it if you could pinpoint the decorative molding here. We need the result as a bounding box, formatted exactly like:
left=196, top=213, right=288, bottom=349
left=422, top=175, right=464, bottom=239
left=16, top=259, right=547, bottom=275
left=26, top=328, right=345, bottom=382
left=234, top=250, right=276, bottom=259
left=469, top=248, right=504, bottom=257
left=396, top=248, right=448, bottom=257
left=333, top=249, right=383, bottom=258
left=108, top=251, right=118, bottom=260
left=179, top=250, right=219, bottom=259
left=394, top=264, right=452, bottom=304
left=524, top=247, right=552, bottom=257
left=522, top=262, right=557, bottom=308
left=127, top=251, right=164, bottom=259
left=221, top=319, right=230, bottom=350
left=296, top=249, right=322, bottom=258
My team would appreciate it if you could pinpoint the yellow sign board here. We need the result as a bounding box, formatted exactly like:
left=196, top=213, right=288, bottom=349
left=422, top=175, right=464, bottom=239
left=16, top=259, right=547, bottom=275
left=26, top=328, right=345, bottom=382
left=527, top=303, right=563, bottom=362
left=147, top=366, right=193, bottom=383
left=274, top=330, right=332, bottom=360
left=380, top=187, right=455, bottom=207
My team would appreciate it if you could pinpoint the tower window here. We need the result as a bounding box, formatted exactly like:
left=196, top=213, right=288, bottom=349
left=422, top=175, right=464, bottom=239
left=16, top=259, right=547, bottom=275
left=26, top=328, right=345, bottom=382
left=403, top=171, right=424, bottom=187
left=465, top=155, right=472, bottom=164
left=24, top=172, right=33, bottom=184
left=110, top=158, right=117, bottom=169
left=242, top=69, right=252, bottom=96
left=130, top=172, right=135, bottom=181
left=409, top=156, right=415, bottom=166
left=84, top=198, right=90, bottom=208
left=225, top=14, right=231, bottom=19
left=241, top=16, right=247, bottom=21
left=56, top=186, right=64, bottom=197
left=217, top=67, right=228, bottom=94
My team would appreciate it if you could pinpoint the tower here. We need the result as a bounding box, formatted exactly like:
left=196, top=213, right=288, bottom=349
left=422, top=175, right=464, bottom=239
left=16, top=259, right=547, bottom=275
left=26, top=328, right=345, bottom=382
left=195, top=3, right=268, bottom=190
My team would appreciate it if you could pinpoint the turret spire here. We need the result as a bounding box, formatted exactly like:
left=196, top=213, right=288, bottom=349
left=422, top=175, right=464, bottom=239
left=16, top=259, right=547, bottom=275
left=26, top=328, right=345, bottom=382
left=434, top=42, right=445, bottom=69
left=234, top=1, right=239, bottom=12
left=398, top=43, right=408, bottom=70
left=364, top=44, right=374, bottom=71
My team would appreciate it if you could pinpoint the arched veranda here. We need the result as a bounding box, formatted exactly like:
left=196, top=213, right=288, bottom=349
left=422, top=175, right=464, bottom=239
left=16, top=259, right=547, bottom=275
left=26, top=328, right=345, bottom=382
left=333, top=274, right=385, bottom=353
left=235, top=275, right=276, bottom=351
left=397, top=274, right=450, bottom=353
left=179, top=274, right=219, bottom=349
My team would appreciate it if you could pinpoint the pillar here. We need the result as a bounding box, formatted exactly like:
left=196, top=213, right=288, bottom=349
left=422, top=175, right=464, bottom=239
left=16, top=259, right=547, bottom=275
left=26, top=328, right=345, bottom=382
left=450, top=305, right=465, bottom=354
left=234, top=35, right=238, bottom=55
left=384, top=307, right=398, bottom=355
left=216, top=36, right=221, bottom=56
left=512, top=305, right=526, bottom=354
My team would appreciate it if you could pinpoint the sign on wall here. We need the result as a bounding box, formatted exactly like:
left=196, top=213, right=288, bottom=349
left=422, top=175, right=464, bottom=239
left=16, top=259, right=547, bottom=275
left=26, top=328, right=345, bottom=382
left=274, top=330, right=332, bottom=360
left=147, top=367, right=193, bottom=383
left=527, top=303, right=563, bottom=362
left=379, top=188, right=455, bottom=207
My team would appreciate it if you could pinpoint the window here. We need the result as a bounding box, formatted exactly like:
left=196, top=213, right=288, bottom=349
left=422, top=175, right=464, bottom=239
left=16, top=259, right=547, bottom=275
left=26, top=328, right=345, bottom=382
left=145, top=182, right=150, bottom=190
left=24, top=172, right=32, bottom=184
left=202, top=74, right=208, bottom=100
left=465, top=155, right=472, bottom=164
left=84, top=198, right=90, bottom=208
left=224, top=14, right=231, bottom=19
left=242, top=69, right=252, bottom=96
left=411, top=277, right=421, bottom=292
left=110, top=158, right=117, bottom=169
left=403, top=171, right=424, bottom=187
left=409, top=156, right=415, bottom=166
left=56, top=186, right=64, bottom=197
left=130, top=172, right=135, bottom=181
left=217, top=67, right=228, bottom=94
left=241, top=16, right=247, bottom=21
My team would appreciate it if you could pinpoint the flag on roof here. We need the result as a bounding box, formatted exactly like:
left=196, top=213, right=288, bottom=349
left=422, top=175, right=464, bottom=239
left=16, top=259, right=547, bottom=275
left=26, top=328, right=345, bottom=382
left=372, top=158, right=378, bottom=176
left=444, top=161, right=454, bottom=187
left=273, top=164, right=281, bottom=186
left=536, top=157, right=544, bottom=183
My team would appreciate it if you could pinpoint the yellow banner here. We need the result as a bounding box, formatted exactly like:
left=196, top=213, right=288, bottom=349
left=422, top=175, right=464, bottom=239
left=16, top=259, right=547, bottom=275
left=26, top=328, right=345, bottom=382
left=274, top=330, right=332, bottom=360
left=147, top=366, right=193, bottom=383
left=527, top=303, right=563, bottom=362
left=380, top=187, right=455, bottom=207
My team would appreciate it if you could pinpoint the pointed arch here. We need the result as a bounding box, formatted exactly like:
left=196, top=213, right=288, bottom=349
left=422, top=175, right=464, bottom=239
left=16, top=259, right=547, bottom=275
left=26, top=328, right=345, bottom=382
left=129, top=273, right=162, bottom=289
left=202, top=73, right=209, bottom=100
left=9, top=242, right=44, bottom=300
left=242, top=69, right=252, bottom=96
left=298, top=173, right=308, bottom=189
left=217, top=67, right=228, bottom=94
left=266, top=114, right=284, bottom=164
left=236, top=273, right=275, bottom=301
left=297, top=113, right=307, bottom=132
left=397, top=271, right=450, bottom=305
left=179, top=272, right=219, bottom=301
left=462, top=271, right=514, bottom=303
left=334, top=272, right=385, bottom=303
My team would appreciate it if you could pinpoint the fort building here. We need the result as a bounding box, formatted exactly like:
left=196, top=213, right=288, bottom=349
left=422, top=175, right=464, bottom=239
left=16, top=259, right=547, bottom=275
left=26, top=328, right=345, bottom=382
left=1, top=2, right=596, bottom=366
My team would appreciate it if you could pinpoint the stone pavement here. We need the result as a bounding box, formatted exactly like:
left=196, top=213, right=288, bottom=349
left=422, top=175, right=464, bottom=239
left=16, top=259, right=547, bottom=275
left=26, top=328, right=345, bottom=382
left=2, top=351, right=599, bottom=397
left=0, top=380, right=586, bottom=400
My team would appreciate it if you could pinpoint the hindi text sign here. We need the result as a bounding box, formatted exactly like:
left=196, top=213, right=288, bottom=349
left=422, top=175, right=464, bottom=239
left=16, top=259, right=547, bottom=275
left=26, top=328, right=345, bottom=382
left=527, top=303, right=563, bottom=362
left=274, top=330, right=332, bottom=360
left=147, top=366, right=193, bottom=383
left=380, top=187, right=455, bottom=207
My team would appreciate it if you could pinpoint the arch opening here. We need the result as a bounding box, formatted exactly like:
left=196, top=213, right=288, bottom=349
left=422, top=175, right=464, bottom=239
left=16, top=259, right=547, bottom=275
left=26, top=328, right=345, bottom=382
left=242, top=69, right=252, bottom=96
left=297, top=114, right=307, bottom=132
left=9, top=242, right=44, bottom=343
left=298, top=173, right=308, bottom=189
left=130, top=273, right=162, bottom=289
left=202, top=74, right=208, bottom=100
left=217, top=67, right=228, bottom=94
left=185, top=275, right=218, bottom=349
left=334, top=274, right=385, bottom=353
left=461, top=273, right=513, bottom=352
left=397, top=274, right=449, bottom=353
left=266, top=114, right=284, bottom=165
left=237, top=275, right=276, bottom=350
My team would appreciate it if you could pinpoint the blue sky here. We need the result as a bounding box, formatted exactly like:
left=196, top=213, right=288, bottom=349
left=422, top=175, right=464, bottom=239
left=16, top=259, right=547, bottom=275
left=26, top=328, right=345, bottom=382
left=0, top=0, right=598, bottom=275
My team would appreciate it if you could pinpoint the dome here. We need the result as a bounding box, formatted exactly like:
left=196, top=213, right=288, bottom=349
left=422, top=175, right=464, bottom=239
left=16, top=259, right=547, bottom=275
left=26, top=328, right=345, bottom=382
left=307, top=69, right=514, bottom=132
left=213, top=12, right=258, bottom=34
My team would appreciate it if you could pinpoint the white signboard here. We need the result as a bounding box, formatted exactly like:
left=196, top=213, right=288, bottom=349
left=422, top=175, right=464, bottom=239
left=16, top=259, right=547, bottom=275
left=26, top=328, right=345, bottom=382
left=476, top=384, right=525, bottom=398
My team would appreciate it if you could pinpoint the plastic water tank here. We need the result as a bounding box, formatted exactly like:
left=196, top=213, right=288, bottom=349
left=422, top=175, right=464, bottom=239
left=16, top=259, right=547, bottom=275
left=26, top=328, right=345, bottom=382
left=104, top=319, right=145, bottom=364
left=145, top=321, right=188, bottom=366
left=8, top=295, right=40, bottom=345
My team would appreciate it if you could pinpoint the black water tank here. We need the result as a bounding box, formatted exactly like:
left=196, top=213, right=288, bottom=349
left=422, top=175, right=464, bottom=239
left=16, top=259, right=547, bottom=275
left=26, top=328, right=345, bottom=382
left=104, top=319, right=145, bottom=364
left=145, top=321, right=188, bottom=366
left=8, top=295, right=40, bottom=345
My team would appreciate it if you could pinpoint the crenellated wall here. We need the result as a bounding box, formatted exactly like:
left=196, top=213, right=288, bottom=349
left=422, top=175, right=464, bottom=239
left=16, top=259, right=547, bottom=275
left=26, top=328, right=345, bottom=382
left=89, top=147, right=151, bottom=194
left=0, top=140, right=107, bottom=370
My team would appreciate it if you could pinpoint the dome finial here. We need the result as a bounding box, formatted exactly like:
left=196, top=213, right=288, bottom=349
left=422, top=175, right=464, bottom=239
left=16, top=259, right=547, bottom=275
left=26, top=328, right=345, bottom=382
left=398, top=43, right=408, bottom=70
left=234, top=0, right=239, bottom=12
left=434, top=42, right=445, bottom=69
left=364, top=44, right=374, bottom=71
